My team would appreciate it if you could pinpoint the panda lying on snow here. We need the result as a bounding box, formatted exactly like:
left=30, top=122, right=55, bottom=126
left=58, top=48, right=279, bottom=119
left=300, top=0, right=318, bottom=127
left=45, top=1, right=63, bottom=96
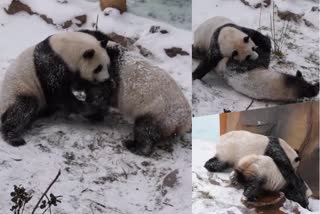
left=71, top=30, right=192, bottom=156
left=193, top=16, right=319, bottom=102
left=204, top=131, right=312, bottom=209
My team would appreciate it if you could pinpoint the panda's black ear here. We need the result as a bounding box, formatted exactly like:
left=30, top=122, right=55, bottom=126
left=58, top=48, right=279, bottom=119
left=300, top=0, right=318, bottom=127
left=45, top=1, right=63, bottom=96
left=296, top=70, right=303, bottom=78
left=232, top=50, right=238, bottom=58
left=83, top=49, right=95, bottom=59
left=100, top=40, right=108, bottom=48
left=243, top=36, right=250, bottom=43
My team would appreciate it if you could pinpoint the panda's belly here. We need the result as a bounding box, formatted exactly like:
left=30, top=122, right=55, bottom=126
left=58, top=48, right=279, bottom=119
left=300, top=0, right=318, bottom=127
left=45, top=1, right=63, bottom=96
left=219, top=67, right=296, bottom=101
left=0, top=47, right=46, bottom=115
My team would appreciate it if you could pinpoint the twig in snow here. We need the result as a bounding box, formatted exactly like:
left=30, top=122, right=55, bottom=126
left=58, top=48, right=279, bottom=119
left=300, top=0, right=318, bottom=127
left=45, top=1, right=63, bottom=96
left=95, top=15, right=99, bottom=31
left=163, top=202, right=174, bottom=207
left=246, top=99, right=254, bottom=111
left=31, top=169, right=61, bottom=214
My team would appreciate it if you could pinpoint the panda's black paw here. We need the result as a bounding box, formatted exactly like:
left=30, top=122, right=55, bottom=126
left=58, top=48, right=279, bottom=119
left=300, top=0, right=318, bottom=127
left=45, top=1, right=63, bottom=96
left=85, top=113, right=105, bottom=123
left=123, top=140, right=153, bottom=156
left=8, top=138, right=26, bottom=147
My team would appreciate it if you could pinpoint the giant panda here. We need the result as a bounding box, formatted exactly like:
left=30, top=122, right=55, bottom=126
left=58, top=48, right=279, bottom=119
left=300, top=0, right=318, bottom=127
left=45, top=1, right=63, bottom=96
left=204, top=131, right=300, bottom=173
left=192, top=16, right=259, bottom=80
left=71, top=30, right=192, bottom=156
left=231, top=154, right=312, bottom=208
left=0, top=31, right=110, bottom=146
left=215, top=57, right=319, bottom=101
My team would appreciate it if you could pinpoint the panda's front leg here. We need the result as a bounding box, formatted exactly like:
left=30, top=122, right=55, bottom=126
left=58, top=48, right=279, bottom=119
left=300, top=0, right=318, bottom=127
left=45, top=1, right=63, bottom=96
left=1, top=95, right=39, bottom=146
left=242, top=176, right=265, bottom=202
left=124, top=115, right=162, bottom=156
left=192, top=58, right=213, bottom=80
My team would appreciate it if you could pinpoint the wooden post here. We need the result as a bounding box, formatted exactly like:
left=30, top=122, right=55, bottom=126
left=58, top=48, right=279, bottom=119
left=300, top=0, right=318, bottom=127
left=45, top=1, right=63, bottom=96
left=100, top=0, right=127, bottom=13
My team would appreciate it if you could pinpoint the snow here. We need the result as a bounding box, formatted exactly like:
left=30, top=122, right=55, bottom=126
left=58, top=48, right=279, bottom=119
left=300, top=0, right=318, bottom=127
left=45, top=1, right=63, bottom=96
left=127, top=0, right=192, bottom=30
left=192, top=116, right=319, bottom=214
left=0, top=1, right=191, bottom=213
left=192, top=0, right=320, bottom=116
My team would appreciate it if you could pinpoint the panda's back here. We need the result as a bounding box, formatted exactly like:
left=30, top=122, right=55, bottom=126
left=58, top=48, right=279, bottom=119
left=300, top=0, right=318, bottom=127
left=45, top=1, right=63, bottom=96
left=217, top=130, right=268, bottom=164
left=117, top=52, right=191, bottom=136
left=0, top=46, right=45, bottom=115
left=194, top=16, right=233, bottom=52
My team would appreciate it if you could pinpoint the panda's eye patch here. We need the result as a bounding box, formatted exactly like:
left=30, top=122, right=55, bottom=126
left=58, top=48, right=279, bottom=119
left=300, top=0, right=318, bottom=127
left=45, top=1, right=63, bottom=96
left=231, top=50, right=238, bottom=58
left=245, top=55, right=251, bottom=60
left=93, top=64, right=103, bottom=74
left=83, top=49, right=95, bottom=59
left=295, top=157, right=301, bottom=162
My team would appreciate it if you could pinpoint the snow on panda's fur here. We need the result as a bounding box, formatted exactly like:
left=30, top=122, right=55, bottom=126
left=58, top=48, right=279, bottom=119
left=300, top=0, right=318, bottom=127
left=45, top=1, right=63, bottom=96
left=0, top=31, right=110, bottom=146
left=192, top=16, right=259, bottom=80
left=215, top=57, right=319, bottom=101
left=73, top=30, right=192, bottom=156
left=231, top=154, right=312, bottom=208
left=204, top=131, right=300, bottom=172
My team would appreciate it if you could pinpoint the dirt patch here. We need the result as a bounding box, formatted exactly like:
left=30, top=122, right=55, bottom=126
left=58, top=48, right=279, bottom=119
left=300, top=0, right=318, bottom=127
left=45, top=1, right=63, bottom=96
left=4, top=0, right=86, bottom=28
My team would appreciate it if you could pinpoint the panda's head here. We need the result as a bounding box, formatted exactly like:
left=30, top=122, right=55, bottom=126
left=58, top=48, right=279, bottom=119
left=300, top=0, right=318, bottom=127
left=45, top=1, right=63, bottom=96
left=231, top=36, right=259, bottom=62
left=78, top=41, right=110, bottom=83
left=288, top=70, right=320, bottom=99
left=50, top=32, right=110, bottom=83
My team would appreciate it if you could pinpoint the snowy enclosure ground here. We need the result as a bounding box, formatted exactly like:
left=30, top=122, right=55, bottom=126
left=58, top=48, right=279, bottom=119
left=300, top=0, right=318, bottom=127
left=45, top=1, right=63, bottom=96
left=192, top=0, right=320, bottom=116
left=192, top=119, right=320, bottom=214
left=127, top=0, right=192, bottom=30
left=0, top=0, right=192, bottom=213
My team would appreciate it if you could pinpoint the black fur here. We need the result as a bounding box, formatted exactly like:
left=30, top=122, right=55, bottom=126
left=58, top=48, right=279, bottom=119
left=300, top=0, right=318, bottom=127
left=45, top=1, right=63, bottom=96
left=265, top=136, right=309, bottom=208
left=192, top=45, right=207, bottom=60
left=282, top=176, right=309, bottom=208
left=242, top=176, right=266, bottom=202
left=1, top=95, right=38, bottom=146
left=78, top=29, right=110, bottom=45
left=204, top=157, right=229, bottom=172
left=124, top=115, right=163, bottom=156
left=70, top=77, right=115, bottom=121
left=34, top=36, right=82, bottom=108
left=284, top=71, right=319, bottom=99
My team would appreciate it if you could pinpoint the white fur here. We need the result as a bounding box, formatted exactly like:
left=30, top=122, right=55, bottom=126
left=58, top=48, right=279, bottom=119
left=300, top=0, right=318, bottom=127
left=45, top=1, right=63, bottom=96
left=216, top=130, right=299, bottom=169
left=112, top=43, right=191, bottom=137
left=193, top=16, right=258, bottom=61
left=237, top=154, right=286, bottom=191
left=215, top=58, right=298, bottom=101
left=194, top=16, right=232, bottom=51
left=50, top=32, right=110, bottom=82
left=0, top=46, right=45, bottom=115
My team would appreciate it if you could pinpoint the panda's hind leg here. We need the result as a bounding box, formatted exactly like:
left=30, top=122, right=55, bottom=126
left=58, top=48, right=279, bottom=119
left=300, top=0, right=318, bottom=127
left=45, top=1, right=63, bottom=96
left=124, top=115, right=162, bottom=156
left=1, top=95, right=39, bottom=146
left=204, top=157, right=229, bottom=172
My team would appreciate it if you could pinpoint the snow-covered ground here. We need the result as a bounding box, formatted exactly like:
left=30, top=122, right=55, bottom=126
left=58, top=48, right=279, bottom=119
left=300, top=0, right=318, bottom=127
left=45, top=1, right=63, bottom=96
left=192, top=116, right=319, bottom=214
left=192, top=0, right=320, bottom=116
left=0, top=1, right=191, bottom=213
left=127, top=0, right=191, bottom=30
